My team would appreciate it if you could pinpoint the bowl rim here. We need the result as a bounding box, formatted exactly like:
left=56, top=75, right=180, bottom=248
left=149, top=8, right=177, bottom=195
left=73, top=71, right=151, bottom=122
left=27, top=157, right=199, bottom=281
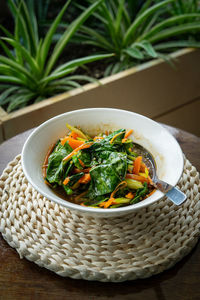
left=21, top=108, right=184, bottom=216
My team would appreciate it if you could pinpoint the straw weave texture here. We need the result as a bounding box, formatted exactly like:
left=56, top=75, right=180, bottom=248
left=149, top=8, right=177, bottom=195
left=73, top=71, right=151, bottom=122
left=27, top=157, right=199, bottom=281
left=0, top=155, right=199, bottom=282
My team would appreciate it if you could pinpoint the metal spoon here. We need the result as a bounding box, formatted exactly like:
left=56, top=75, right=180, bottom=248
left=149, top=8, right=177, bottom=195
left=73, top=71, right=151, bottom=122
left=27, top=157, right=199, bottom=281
left=133, top=143, right=187, bottom=205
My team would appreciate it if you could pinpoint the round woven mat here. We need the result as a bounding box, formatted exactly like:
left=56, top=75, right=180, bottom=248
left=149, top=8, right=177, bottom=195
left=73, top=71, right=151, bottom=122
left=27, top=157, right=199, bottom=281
left=0, top=155, right=200, bottom=282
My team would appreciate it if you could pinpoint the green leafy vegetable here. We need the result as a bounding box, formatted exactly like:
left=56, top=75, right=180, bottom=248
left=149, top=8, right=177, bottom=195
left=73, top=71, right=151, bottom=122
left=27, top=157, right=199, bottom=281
left=130, top=182, right=149, bottom=204
left=88, top=152, right=127, bottom=197
left=43, top=126, right=155, bottom=208
left=46, top=142, right=73, bottom=184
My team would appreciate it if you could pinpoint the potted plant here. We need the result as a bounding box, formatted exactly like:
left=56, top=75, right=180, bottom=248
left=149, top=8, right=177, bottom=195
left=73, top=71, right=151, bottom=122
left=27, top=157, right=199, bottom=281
left=0, top=0, right=200, bottom=142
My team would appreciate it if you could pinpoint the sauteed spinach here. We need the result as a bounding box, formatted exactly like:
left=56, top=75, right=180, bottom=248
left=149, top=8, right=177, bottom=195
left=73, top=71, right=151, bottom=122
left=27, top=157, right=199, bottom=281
left=43, top=125, right=155, bottom=208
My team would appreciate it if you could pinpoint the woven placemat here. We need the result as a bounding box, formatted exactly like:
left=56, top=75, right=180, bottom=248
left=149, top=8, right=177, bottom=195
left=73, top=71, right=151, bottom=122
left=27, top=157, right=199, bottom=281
left=0, top=155, right=200, bottom=282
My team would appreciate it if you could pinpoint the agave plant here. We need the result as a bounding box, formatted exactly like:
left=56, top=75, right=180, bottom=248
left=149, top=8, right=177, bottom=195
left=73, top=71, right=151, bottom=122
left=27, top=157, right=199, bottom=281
left=75, top=0, right=200, bottom=76
left=157, top=0, right=200, bottom=15
left=0, top=0, right=112, bottom=112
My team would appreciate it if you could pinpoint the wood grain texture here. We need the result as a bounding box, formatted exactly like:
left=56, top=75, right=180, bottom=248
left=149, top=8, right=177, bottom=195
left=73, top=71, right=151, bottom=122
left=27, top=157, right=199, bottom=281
left=0, top=125, right=200, bottom=300
left=155, top=98, right=200, bottom=137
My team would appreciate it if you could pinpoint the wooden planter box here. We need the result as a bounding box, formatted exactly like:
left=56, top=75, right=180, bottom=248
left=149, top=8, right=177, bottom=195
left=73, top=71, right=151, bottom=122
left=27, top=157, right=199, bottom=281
left=0, top=48, right=200, bottom=143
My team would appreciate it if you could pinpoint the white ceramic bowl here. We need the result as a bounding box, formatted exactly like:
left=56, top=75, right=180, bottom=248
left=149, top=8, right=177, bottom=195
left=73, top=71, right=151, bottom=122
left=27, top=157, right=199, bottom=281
left=21, top=108, right=184, bottom=218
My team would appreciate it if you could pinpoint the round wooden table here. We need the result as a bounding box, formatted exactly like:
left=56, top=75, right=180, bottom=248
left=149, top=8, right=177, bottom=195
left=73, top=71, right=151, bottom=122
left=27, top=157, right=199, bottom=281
left=0, top=125, right=200, bottom=300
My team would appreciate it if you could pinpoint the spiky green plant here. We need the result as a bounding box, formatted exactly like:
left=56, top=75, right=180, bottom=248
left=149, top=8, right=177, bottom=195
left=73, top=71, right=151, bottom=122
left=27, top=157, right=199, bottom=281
left=74, top=0, right=200, bottom=76
left=0, top=0, right=112, bottom=112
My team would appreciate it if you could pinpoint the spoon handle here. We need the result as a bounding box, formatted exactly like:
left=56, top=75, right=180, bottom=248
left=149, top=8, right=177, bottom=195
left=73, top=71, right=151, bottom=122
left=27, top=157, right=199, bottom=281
left=166, top=187, right=187, bottom=205
left=153, top=178, right=173, bottom=193
left=154, top=178, right=187, bottom=205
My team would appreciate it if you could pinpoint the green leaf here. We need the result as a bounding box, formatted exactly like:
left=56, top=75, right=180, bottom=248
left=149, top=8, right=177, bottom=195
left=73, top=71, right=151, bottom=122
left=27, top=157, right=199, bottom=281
left=64, top=75, right=98, bottom=83
left=149, top=22, right=200, bottom=43
left=76, top=3, right=108, bottom=25
left=100, top=2, right=119, bottom=49
left=136, top=41, right=158, bottom=58
left=40, top=67, right=76, bottom=85
left=45, top=0, right=104, bottom=76
left=20, top=1, right=38, bottom=55
left=14, top=7, right=23, bottom=65
left=136, top=0, right=152, bottom=17
left=79, top=25, right=114, bottom=51
left=54, top=53, right=114, bottom=74
left=46, top=142, right=73, bottom=184
left=0, top=56, right=37, bottom=86
left=8, top=0, right=31, bottom=52
left=89, top=152, right=127, bottom=197
left=2, top=38, right=40, bottom=75
left=36, top=39, right=43, bottom=66
left=0, top=75, right=24, bottom=85
left=26, top=0, right=39, bottom=41
left=40, top=0, right=71, bottom=69
left=64, top=80, right=82, bottom=89
left=104, top=63, right=115, bottom=77
left=130, top=182, right=148, bottom=204
left=154, top=40, right=200, bottom=50
left=115, top=0, right=125, bottom=35
left=124, top=47, right=144, bottom=59
left=110, top=62, right=122, bottom=75
left=123, top=0, right=174, bottom=46
left=156, top=53, right=176, bottom=69
left=0, top=39, right=15, bottom=60
left=140, top=13, right=200, bottom=41
left=0, top=25, right=14, bottom=39
left=65, top=172, right=84, bottom=188
left=0, top=86, right=19, bottom=105
left=7, top=94, right=33, bottom=113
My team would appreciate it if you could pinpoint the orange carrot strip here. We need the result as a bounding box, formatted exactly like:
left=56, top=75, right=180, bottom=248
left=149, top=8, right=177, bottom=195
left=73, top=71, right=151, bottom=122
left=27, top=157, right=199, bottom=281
left=104, top=197, right=115, bottom=208
left=78, top=173, right=91, bottom=184
left=60, top=136, right=68, bottom=146
left=99, top=181, right=127, bottom=208
left=78, top=159, right=85, bottom=168
left=148, top=175, right=154, bottom=186
left=99, top=197, right=115, bottom=208
left=122, top=138, right=127, bottom=143
left=61, top=137, right=84, bottom=149
left=69, top=131, right=78, bottom=139
left=125, top=192, right=134, bottom=199
left=63, top=142, right=93, bottom=162
left=144, top=189, right=156, bottom=199
left=73, top=167, right=91, bottom=174
left=63, top=177, right=70, bottom=185
left=125, top=129, right=133, bottom=139
left=44, top=180, right=52, bottom=187
left=110, top=181, right=127, bottom=199
left=126, top=173, right=148, bottom=183
left=93, top=136, right=104, bottom=140
left=147, top=189, right=156, bottom=197
left=140, top=162, right=148, bottom=173
left=133, top=156, right=142, bottom=175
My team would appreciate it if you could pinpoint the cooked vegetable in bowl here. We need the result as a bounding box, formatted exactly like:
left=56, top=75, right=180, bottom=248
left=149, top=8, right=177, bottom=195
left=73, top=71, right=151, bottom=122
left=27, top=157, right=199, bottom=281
left=22, top=108, right=184, bottom=218
left=43, top=124, right=156, bottom=209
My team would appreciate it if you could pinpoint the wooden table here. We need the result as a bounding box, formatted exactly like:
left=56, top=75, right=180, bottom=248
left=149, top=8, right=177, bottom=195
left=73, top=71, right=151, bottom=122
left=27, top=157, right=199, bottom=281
left=0, top=125, right=200, bottom=300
